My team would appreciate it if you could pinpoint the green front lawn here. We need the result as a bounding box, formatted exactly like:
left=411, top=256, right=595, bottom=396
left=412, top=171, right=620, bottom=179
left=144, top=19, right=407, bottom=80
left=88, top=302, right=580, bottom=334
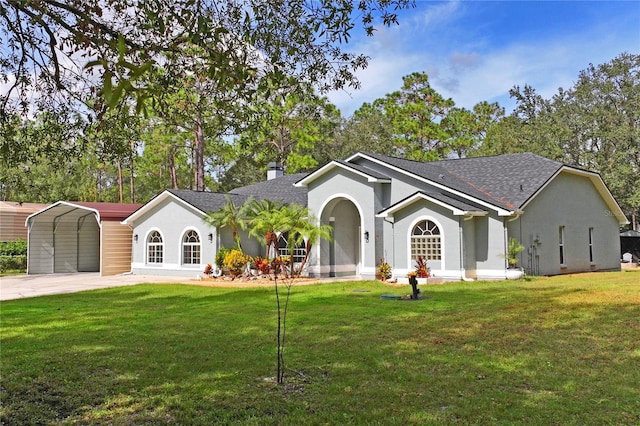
left=2, top=272, right=639, bottom=425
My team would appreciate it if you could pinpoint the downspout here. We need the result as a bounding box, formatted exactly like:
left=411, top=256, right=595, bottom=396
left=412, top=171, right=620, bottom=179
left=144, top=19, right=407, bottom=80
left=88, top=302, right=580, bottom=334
left=26, top=217, right=32, bottom=275
left=459, top=215, right=474, bottom=282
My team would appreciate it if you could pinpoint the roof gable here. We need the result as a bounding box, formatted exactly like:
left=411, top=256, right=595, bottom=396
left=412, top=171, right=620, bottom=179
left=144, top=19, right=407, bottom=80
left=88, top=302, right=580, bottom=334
left=377, top=191, right=488, bottom=218
left=295, top=161, right=390, bottom=187
left=348, top=152, right=565, bottom=212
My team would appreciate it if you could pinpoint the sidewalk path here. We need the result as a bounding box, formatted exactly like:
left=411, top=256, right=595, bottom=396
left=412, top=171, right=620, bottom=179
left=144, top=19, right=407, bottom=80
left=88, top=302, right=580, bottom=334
left=0, top=273, right=193, bottom=301
left=0, top=273, right=362, bottom=301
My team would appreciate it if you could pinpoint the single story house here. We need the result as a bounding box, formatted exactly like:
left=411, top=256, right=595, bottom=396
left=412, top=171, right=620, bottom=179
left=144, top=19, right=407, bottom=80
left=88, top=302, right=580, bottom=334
left=123, top=152, right=627, bottom=280
left=26, top=201, right=142, bottom=276
left=121, top=172, right=308, bottom=277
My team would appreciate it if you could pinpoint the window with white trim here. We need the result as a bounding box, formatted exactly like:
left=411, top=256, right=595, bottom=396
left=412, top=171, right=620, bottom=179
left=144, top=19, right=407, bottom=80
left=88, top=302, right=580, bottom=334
left=277, top=232, right=306, bottom=263
left=182, top=230, right=201, bottom=265
left=588, top=227, right=594, bottom=263
left=147, top=231, right=163, bottom=264
left=411, top=220, right=441, bottom=261
left=559, top=226, right=566, bottom=266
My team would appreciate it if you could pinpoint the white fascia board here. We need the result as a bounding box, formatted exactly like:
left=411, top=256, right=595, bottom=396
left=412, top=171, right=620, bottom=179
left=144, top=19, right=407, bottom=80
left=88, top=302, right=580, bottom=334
left=521, top=166, right=628, bottom=225
left=348, top=152, right=513, bottom=216
left=294, top=160, right=390, bottom=187
left=377, top=193, right=488, bottom=218
left=121, top=191, right=206, bottom=225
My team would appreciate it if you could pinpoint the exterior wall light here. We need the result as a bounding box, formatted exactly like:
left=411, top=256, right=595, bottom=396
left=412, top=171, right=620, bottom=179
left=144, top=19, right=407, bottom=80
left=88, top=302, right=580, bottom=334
left=364, top=231, right=369, bottom=243
left=134, top=234, right=138, bottom=243
left=208, top=233, right=213, bottom=242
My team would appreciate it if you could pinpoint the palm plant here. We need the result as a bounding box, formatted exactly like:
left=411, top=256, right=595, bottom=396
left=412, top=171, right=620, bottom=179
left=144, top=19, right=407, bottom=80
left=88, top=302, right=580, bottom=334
left=203, top=195, right=247, bottom=250
left=246, top=198, right=284, bottom=259
left=286, top=205, right=333, bottom=277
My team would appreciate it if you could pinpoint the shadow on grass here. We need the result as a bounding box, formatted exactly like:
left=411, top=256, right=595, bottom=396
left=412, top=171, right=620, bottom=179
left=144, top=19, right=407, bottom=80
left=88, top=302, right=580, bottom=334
left=1, top=278, right=639, bottom=424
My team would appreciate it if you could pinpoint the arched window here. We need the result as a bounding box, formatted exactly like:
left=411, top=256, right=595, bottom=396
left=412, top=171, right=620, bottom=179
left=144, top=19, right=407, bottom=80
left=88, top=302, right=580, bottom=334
left=147, top=231, right=163, bottom=264
left=277, top=232, right=306, bottom=263
left=411, top=220, right=441, bottom=260
left=182, top=230, right=201, bottom=265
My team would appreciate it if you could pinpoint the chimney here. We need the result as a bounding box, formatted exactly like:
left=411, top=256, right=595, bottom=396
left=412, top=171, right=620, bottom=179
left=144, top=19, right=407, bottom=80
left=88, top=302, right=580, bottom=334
left=267, top=162, right=284, bottom=180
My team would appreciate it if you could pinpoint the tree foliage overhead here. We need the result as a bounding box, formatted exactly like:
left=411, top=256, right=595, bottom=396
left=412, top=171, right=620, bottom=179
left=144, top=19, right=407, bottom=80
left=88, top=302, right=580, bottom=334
left=1, top=0, right=414, bottom=115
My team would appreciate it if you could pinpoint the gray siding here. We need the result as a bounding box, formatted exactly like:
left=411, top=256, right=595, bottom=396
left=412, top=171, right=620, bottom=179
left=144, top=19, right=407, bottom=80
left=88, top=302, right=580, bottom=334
left=78, top=218, right=100, bottom=272
left=54, top=220, right=78, bottom=273
left=27, top=221, right=54, bottom=274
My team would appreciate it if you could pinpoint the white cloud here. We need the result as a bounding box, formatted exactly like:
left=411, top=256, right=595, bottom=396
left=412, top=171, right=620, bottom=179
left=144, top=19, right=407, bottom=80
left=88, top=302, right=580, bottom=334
left=328, top=0, right=637, bottom=117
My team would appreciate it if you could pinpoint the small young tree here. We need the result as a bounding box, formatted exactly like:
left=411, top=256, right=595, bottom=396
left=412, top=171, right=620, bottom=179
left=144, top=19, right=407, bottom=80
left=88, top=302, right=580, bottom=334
left=247, top=200, right=332, bottom=384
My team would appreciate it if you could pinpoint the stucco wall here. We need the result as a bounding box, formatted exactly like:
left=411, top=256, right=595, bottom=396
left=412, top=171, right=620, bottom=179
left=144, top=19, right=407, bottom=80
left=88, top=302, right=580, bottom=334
left=391, top=199, right=461, bottom=279
left=306, top=168, right=377, bottom=277
left=130, top=198, right=217, bottom=277
left=515, top=171, right=621, bottom=275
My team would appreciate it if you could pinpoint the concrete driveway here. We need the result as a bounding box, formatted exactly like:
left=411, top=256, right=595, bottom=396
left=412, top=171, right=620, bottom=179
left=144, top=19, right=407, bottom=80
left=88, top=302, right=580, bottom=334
left=0, top=273, right=194, bottom=301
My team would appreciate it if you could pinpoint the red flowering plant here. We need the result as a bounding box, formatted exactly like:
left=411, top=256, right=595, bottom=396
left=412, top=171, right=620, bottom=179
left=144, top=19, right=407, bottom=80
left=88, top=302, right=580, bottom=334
left=254, top=256, right=271, bottom=275
left=415, top=256, right=430, bottom=278
left=204, top=263, right=214, bottom=277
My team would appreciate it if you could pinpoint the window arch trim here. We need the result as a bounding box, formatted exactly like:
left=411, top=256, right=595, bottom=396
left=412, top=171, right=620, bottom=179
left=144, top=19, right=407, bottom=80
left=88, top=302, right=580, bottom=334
left=181, top=228, right=202, bottom=266
left=407, top=217, right=444, bottom=270
left=146, top=228, right=164, bottom=265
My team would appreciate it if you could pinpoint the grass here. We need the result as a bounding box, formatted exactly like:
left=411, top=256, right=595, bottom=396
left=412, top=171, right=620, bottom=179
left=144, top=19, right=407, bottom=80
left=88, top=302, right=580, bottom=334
left=1, top=271, right=639, bottom=425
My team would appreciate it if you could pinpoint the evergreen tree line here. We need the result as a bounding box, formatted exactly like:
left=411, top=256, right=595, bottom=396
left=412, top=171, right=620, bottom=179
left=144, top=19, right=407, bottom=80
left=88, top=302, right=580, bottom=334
left=1, top=53, right=637, bottom=229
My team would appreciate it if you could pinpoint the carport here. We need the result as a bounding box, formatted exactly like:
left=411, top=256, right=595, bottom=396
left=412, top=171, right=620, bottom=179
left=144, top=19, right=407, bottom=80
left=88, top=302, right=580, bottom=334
left=620, top=229, right=640, bottom=261
left=25, top=201, right=142, bottom=276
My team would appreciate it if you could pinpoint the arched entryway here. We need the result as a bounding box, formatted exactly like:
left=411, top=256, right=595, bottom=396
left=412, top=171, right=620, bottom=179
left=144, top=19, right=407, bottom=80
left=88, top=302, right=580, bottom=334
left=317, top=196, right=363, bottom=277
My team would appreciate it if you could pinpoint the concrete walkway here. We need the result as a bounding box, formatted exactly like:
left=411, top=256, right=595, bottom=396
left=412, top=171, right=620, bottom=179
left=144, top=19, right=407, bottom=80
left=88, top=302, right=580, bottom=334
left=0, top=273, right=362, bottom=301
left=0, top=273, right=193, bottom=301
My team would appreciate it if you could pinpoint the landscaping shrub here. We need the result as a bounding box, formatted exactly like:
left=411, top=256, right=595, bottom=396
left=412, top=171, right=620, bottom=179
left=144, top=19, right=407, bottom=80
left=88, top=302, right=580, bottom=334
left=215, top=247, right=230, bottom=269
left=0, top=255, right=27, bottom=272
left=0, top=239, right=27, bottom=256
left=0, top=240, right=28, bottom=272
left=223, top=249, right=250, bottom=276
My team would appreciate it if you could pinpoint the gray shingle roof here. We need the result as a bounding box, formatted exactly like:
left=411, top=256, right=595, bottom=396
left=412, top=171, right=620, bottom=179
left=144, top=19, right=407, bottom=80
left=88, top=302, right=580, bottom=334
left=166, top=190, right=246, bottom=214
left=333, top=160, right=391, bottom=180
left=358, top=152, right=565, bottom=210
left=230, top=173, right=308, bottom=206
left=422, top=192, right=487, bottom=213
left=165, top=173, right=309, bottom=214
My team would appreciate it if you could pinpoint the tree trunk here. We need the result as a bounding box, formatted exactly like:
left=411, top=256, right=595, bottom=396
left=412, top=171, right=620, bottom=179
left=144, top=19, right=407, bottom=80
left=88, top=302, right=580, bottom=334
left=169, top=146, right=178, bottom=189
left=116, top=159, right=123, bottom=203
left=129, top=146, right=135, bottom=203
left=194, top=112, right=206, bottom=191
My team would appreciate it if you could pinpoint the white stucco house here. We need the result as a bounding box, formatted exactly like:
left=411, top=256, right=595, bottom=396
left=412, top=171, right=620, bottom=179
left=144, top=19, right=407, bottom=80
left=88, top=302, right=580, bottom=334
left=122, top=152, right=627, bottom=280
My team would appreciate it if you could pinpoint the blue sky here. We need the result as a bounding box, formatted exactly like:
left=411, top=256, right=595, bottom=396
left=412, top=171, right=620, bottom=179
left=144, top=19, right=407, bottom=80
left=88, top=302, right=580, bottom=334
left=327, top=0, right=640, bottom=116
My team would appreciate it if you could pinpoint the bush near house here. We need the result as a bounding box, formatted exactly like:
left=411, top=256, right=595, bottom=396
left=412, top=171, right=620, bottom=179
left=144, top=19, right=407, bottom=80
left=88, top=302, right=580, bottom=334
left=223, top=249, right=251, bottom=277
left=0, top=240, right=27, bottom=273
